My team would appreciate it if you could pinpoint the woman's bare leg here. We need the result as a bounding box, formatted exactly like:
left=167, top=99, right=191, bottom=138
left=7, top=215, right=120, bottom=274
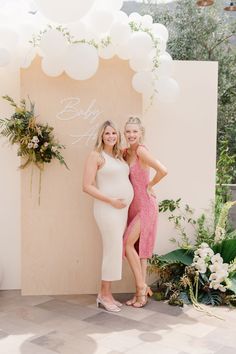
left=125, top=220, right=145, bottom=294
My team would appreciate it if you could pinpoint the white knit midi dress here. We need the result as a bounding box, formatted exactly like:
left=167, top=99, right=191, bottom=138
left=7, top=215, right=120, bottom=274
left=93, top=151, right=134, bottom=281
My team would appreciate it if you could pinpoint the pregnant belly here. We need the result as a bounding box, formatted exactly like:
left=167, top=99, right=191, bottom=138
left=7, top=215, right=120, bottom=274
left=100, top=182, right=134, bottom=206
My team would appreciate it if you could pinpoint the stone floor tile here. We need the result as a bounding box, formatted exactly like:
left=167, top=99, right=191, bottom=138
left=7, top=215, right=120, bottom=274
left=214, top=346, right=236, bottom=354
left=37, top=299, right=100, bottom=320
left=53, top=294, right=96, bottom=306
left=83, top=311, right=151, bottom=332
left=125, top=341, right=179, bottom=354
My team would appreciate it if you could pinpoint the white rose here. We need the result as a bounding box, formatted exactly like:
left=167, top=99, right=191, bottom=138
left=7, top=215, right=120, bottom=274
left=211, top=253, right=223, bottom=264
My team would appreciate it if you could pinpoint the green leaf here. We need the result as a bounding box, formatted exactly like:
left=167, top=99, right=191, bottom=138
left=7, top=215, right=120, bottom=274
left=157, top=249, right=194, bottom=266
left=198, top=291, right=223, bottom=306
left=213, top=239, right=236, bottom=263
left=228, top=274, right=236, bottom=294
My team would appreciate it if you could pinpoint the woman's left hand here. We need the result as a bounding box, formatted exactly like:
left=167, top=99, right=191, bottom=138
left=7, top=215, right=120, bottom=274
left=147, top=185, right=156, bottom=198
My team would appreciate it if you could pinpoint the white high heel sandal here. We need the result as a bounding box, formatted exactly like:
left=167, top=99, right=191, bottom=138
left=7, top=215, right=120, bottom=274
left=96, top=296, right=121, bottom=312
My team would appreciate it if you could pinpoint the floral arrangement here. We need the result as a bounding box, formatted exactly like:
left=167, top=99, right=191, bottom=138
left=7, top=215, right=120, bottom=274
left=149, top=199, right=236, bottom=309
left=0, top=95, right=68, bottom=203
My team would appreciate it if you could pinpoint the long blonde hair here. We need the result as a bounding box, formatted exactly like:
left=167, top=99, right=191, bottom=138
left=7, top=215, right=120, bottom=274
left=94, top=120, right=123, bottom=159
left=125, top=116, right=145, bottom=143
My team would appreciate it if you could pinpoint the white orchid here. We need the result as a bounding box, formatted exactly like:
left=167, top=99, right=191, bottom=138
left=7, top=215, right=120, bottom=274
left=32, top=136, right=39, bottom=143
left=27, top=142, right=33, bottom=149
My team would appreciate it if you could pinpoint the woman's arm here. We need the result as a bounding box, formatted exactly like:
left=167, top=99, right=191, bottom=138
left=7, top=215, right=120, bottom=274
left=82, top=151, right=126, bottom=208
left=137, top=146, right=168, bottom=188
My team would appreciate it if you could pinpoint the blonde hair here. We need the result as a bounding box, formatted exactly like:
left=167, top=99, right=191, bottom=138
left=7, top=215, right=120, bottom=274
left=125, top=116, right=145, bottom=143
left=94, top=120, right=123, bottom=159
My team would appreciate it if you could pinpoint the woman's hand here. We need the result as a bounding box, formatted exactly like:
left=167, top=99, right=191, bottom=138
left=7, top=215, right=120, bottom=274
left=110, top=198, right=127, bottom=209
left=147, top=185, right=156, bottom=199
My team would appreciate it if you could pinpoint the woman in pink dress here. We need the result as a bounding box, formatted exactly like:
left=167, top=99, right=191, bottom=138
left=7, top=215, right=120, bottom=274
left=123, top=117, right=168, bottom=308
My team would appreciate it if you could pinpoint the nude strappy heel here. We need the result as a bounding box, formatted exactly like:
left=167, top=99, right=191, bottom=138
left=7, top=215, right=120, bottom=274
left=132, top=285, right=153, bottom=308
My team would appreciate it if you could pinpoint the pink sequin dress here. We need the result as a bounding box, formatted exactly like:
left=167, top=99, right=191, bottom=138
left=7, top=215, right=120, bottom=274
left=123, top=146, right=158, bottom=259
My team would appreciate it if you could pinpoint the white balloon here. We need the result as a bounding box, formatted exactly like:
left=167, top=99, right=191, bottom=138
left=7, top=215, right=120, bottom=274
left=35, top=0, right=96, bottom=23
left=132, top=71, right=154, bottom=95
left=95, top=0, right=124, bottom=11
left=65, top=43, right=99, bottom=80
left=129, top=12, right=142, bottom=25
left=155, top=77, right=180, bottom=103
left=41, top=56, right=64, bottom=77
left=0, top=47, right=11, bottom=67
left=141, top=15, right=153, bottom=28
left=129, top=32, right=153, bottom=59
left=110, top=22, right=131, bottom=46
left=113, top=11, right=128, bottom=24
left=89, top=9, right=114, bottom=34
left=66, top=22, right=88, bottom=41
left=0, top=26, right=19, bottom=52
left=98, top=43, right=115, bottom=59
left=115, top=41, right=131, bottom=60
left=19, top=46, right=37, bottom=68
left=152, top=23, right=169, bottom=42
left=40, top=30, right=68, bottom=58
left=155, top=53, right=173, bottom=77
left=129, top=54, right=153, bottom=72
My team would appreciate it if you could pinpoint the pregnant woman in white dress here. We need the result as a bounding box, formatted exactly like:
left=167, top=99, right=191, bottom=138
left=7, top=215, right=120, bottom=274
left=83, top=120, right=133, bottom=312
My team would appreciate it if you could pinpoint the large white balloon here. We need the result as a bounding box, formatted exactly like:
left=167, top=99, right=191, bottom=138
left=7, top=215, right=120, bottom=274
left=152, top=23, right=169, bottom=42
left=110, top=22, right=131, bottom=46
left=155, top=77, right=180, bottom=103
left=132, top=71, right=154, bottom=95
left=0, top=26, right=19, bottom=52
left=89, top=9, right=114, bottom=34
left=66, top=22, right=88, bottom=41
left=65, top=43, right=99, bottom=80
left=40, top=30, right=68, bottom=58
left=35, top=0, right=96, bottom=23
left=129, top=32, right=153, bottom=59
left=41, top=56, right=64, bottom=77
left=113, top=11, right=128, bottom=24
left=0, top=47, right=11, bottom=67
left=95, top=0, right=124, bottom=11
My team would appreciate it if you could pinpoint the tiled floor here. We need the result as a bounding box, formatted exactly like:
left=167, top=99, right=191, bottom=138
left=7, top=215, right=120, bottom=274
left=0, top=290, right=235, bottom=354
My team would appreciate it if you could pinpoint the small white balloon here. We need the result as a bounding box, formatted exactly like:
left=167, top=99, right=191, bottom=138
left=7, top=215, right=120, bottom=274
left=155, top=53, right=173, bottom=77
left=115, top=41, right=131, bottom=60
left=98, top=43, right=116, bottom=59
left=129, top=32, right=153, bottom=59
left=0, top=47, right=11, bottom=67
left=19, top=46, right=37, bottom=68
left=129, top=12, right=142, bottom=25
left=132, top=71, right=154, bottom=95
left=35, top=0, right=96, bottom=23
left=129, top=54, right=153, bottom=72
left=40, top=29, right=68, bottom=58
left=110, top=22, right=131, bottom=46
left=41, top=56, right=64, bottom=77
left=141, top=15, right=153, bottom=28
left=65, top=43, right=99, bottom=80
left=155, top=77, right=180, bottom=103
left=152, top=23, right=169, bottom=42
